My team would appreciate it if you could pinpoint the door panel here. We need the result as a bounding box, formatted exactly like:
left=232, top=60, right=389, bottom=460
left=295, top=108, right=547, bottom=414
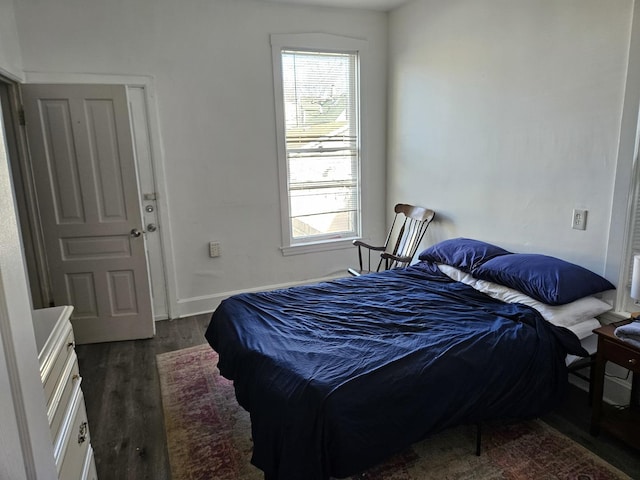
left=22, top=84, right=154, bottom=343
left=41, top=99, right=85, bottom=223
left=86, top=99, right=127, bottom=221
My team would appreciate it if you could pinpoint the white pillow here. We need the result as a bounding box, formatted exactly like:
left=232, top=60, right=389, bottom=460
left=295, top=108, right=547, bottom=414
left=437, top=264, right=612, bottom=328
left=477, top=281, right=612, bottom=328
left=567, top=318, right=601, bottom=340
left=438, top=264, right=477, bottom=286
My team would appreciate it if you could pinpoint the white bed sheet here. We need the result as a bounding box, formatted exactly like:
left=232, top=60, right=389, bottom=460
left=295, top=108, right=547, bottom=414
left=566, top=333, right=598, bottom=366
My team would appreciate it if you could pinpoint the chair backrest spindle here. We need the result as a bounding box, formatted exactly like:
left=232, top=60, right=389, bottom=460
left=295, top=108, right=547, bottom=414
left=348, top=203, right=435, bottom=276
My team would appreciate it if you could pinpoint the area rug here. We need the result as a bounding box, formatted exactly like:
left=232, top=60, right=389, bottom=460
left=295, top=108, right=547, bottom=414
left=157, top=344, right=631, bottom=480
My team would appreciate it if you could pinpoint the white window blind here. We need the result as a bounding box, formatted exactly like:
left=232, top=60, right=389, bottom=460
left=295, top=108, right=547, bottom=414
left=274, top=41, right=361, bottom=248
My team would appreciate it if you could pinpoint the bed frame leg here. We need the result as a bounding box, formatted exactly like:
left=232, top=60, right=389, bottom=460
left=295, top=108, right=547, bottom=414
left=475, top=422, right=482, bottom=456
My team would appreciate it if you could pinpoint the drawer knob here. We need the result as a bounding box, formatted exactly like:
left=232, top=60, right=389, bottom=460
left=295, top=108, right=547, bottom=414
left=630, top=358, right=637, bottom=366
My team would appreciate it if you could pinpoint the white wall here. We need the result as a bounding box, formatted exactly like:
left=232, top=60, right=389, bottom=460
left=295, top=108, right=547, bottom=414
left=0, top=2, right=57, bottom=476
left=13, top=0, right=389, bottom=317
left=388, top=0, right=635, bottom=278
left=0, top=0, right=23, bottom=79
left=15, top=0, right=636, bottom=314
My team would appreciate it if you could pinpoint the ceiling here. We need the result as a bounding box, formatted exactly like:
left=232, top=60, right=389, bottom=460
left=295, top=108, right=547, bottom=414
left=253, top=0, right=410, bottom=11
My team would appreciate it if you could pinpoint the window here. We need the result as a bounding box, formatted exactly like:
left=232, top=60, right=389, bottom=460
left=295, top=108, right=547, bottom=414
left=623, top=181, right=640, bottom=311
left=271, top=34, right=365, bottom=253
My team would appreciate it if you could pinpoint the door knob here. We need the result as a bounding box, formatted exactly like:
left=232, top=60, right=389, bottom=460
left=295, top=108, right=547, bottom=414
left=130, top=228, right=142, bottom=238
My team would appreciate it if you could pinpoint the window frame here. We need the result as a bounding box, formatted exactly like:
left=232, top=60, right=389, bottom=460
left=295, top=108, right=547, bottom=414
left=620, top=155, right=640, bottom=313
left=612, top=86, right=640, bottom=316
left=271, top=33, right=367, bottom=256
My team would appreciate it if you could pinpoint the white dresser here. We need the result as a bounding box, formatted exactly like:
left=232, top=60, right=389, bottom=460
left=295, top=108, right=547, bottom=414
left=32, top=306, right=98, bottom=480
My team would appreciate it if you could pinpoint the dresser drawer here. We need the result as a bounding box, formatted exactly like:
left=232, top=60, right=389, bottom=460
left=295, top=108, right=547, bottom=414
left=48, top=352, right=81, bottom=443
left=56, top=387, right=91, bottom=479
left=33, top=305, right=96, bottom=479
left=42, top=326, right=75, bottom=407
left=601, top=338, right=640, bottom=373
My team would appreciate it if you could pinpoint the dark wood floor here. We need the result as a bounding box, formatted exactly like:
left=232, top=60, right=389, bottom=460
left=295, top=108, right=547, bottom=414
left=543, top=386, right=640, bottom=478
left=76, top=314, right=211, bottom=480
left=77, top=316, right=640, bottom=480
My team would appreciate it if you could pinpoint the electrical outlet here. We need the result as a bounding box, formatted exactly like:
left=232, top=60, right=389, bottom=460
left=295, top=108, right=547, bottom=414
left=572, top=209, right=587, bottom=230
left=209, top=242, right=221, bottom=258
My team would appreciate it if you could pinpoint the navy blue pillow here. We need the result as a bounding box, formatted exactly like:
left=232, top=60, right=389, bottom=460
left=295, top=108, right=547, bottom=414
left=418, top=238, right=511, bottom=272
left=472, top=253, right=615, bottom=305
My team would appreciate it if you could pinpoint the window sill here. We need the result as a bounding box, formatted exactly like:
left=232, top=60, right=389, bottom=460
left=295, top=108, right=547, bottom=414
left=280, top=238, right=356, bottom=256
left=599, top=310, right=631, bottom=325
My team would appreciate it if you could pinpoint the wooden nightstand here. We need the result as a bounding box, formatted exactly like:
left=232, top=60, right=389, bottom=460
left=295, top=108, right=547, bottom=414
left=590, top=321, right=640, bottom=450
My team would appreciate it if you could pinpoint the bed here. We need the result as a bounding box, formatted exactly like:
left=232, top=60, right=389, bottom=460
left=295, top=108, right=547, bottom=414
left=205, top=238, right=614, bottom=480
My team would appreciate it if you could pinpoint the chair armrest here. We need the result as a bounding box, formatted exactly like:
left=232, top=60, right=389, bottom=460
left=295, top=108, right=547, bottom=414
left=380, top=252, right=413, bottom=263
left=352, top=239, right=386, bottom=251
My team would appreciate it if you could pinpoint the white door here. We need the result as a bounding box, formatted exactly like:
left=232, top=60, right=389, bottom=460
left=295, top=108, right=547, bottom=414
left=22, top=84, right=154, bottom=343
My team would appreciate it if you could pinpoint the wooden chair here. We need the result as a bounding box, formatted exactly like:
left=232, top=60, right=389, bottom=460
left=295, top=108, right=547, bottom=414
left=348, top=203, right=435, bottom=276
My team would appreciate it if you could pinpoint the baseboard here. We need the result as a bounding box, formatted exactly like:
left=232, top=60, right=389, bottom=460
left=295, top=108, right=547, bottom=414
left=174, top=273, right=347, bottom=319
left=569, top=364, right=632, bottom=407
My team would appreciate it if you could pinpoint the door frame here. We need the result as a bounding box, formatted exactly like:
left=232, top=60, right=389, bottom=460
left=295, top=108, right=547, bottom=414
left=0, top=76, right=52, bottom=309
left=14, top=72, right=176, bottom=320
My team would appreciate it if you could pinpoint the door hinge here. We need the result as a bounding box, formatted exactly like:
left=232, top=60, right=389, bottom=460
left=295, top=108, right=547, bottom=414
left=18, top=108, right=26, bottom=126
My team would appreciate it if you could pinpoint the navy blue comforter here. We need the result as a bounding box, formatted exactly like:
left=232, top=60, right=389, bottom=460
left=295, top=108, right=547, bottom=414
left=205, top=262, right=586, bottom=480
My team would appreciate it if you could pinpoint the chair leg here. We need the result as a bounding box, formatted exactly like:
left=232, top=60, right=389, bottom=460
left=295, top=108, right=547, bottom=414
left=475, top=422, right=482, bottom=456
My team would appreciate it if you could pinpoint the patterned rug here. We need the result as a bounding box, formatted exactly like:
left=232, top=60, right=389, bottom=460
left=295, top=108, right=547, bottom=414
left=157, top=344, right=631, bottom=480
